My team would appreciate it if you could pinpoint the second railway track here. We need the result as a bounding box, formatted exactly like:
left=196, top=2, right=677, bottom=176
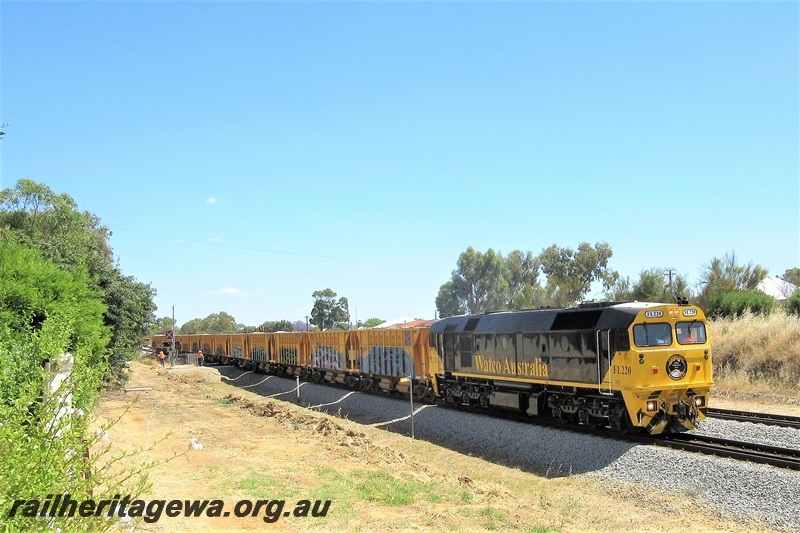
left=706, top=407, right=800, bottom=429
left=653, top=432, right=800, bottom=471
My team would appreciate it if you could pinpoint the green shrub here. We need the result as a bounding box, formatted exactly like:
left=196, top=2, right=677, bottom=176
left=0, top=239, right=159, bottom=531
left=787, top=290, right=800, bottom=316
left=706, top=290, right=778, bottom=318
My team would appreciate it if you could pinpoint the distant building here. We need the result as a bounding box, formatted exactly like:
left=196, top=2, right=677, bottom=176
left=757, top=275, right=799, bottom=301
left=371, top=317, right=438, bottom=329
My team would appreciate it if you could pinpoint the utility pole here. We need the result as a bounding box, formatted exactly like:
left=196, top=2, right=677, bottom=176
left=665, top=268, right=676, bottom=287
left=665, top=268, right=677, bottom=302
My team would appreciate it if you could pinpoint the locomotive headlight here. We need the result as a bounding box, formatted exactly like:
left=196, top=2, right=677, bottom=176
left=646, top=400, right=658, bottom=412
left=694, top=396, right=705, bottom=407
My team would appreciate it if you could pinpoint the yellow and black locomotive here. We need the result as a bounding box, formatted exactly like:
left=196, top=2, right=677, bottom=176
left=430, top=301, right=712, bottom=434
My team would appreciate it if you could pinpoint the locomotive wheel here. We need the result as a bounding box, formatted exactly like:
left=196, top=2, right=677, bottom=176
left=479, top=394, right=490, bottom=409
left=609, top=408, right=633, bottom=433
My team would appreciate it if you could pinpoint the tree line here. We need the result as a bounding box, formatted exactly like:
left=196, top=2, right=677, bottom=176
left=436, top=245, right=799, bottom=318
left=162, top=289, right=385, bottom=335
left=165, top=245, right=800, bottom=336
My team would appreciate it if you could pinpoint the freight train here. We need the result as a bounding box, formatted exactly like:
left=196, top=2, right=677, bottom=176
left=152, top=301, right=713, bottom=434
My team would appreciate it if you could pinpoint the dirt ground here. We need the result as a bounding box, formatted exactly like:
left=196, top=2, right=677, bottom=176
left=96, top=361, right=795, bottom=532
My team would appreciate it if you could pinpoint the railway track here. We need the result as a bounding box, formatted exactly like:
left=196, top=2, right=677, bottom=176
left=652, top=432, right=800, bottom=471
left=409, top=401, right=800, bottom=471
left=706, top=407, right=800, bottom=429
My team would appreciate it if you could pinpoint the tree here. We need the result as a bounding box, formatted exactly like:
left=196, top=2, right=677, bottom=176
left=539, top=242, right=618, bottom=306
left=435, top=280, right=467, bottom=318
left=706, top=291, right=778, bottom=318
left=787, top=290, right=800, bottom=316
left=178, top=318, right=204, bottom=334
left=310, top=289, right=349, bottom=331
left=180, top=312, right=239, bottom=334
left=435, top=247, right=508, bottom=317
left=610, top=268, right=689, bottom=302
left=610, top=268, right=692, bottom=303
left=361, top=317, right=385, bottom=328
left=259, top=320, right=294, bottom=332
left=0, top=179, right=113, bottom=277
left=0, top=238, right=108, bottom=360
left=102, top=272, right=157, bottom=380
left=781, top=268, right=800, bottom=288
left=696, top=252, right=767, bottom=309
left=292, top=320, right=308, bottom=332
left=148, top=316, right=178, bottom=337
left=0, top=179, right=157, bottom=383
left=502, top=250, right=543, bottom=310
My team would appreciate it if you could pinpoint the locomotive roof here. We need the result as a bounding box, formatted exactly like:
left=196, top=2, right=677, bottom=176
left=430, top=303, right=664, bottom=334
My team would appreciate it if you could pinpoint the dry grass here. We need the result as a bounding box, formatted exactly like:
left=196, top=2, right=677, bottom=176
left=709, top=311, right=800, bottom=397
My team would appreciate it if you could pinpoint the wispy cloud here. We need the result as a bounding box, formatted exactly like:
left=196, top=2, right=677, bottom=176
left=209, top=237, right=222, bottom=243
left=203, top=287, right=243, bottom=295
left=206, top=197, right=218, bottom=204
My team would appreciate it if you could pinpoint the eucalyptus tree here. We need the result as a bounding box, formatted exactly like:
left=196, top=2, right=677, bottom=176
left=310, top=289, right=349, bottom=330
left=610, top=268, right=692, bottom=303
left=502, top=250, right=543, bottom=310
left=781, top=268, right=800, bottom=288
left=538, top=242, right=618, bottom=306
left=436, top=247, right=508, bottom=317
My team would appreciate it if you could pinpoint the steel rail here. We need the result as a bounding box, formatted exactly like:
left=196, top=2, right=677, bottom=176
left=706, top=407, right=800, bottom=429
left=653, top=432, right=800, bottom=471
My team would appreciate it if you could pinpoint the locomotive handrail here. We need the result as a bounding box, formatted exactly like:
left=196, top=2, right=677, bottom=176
left=597, top=329, right=614, bottom=396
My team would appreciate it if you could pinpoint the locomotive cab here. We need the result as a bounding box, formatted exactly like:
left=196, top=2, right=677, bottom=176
left=616, top=304, right=713, bottom=433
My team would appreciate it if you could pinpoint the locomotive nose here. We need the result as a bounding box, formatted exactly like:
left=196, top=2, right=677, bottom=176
left=643, top=398, right=702, bottom=434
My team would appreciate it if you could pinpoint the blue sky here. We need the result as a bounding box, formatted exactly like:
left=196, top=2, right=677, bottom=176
left=1, top=1, right=798, bottom=327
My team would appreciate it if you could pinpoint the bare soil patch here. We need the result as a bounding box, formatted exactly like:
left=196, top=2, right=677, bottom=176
left=98, top=362, right=787, bottom=532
